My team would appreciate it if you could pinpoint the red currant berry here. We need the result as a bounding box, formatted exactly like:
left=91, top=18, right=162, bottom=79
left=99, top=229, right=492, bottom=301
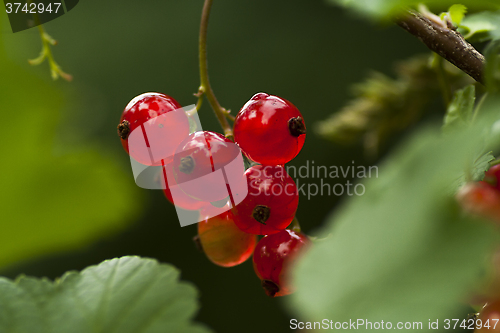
left=233, top=165, right=298, bottom=235
left=173, top=131, right=246, bottom=202
left=485, top=164, right=500, bottom=190
left=476, top=300, right=500, bottom=332
left=233, top=92, right=306, bottom=165
left=197, top=206, right=257, bottom=267
left=161, top=162, right=206, bottom=211
left=456, top=181, right=500, bottom=224
left=253, top=229, right=310, bottom=297
left=117, top=92, right=190, bottom=166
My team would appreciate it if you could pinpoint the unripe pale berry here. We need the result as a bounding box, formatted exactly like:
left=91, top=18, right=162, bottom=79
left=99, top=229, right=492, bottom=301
left=198, top=206, right=257, bottom=267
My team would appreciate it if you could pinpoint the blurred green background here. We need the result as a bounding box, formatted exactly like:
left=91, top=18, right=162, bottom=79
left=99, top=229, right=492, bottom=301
left=0, top=0, right=435, bottom=332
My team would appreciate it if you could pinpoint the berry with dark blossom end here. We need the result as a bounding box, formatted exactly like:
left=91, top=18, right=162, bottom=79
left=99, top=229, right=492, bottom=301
left=253, top=229, right=310, bottom=297
left=118, top=92, right=190, bottom=166
left=161, top=162, right=206, bottom=211
left=173, top=131, right=245, bottom=202
left=484, top=164, right=500, bottom=190
left=197, top=206, right=257, bottom=267
left=233, top=92, right=306, bottom=165
left=456, top=181, right=500, bottom=224
left=233, top=165, right=298, bottom=235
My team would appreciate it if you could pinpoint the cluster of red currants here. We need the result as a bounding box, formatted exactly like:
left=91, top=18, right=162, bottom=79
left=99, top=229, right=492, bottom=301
left=117, top=92, right=310, bottom=297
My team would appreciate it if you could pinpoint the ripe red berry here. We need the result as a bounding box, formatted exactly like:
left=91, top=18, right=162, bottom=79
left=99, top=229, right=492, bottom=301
left=117, top=92, right=190, bottom=166
left=161, top=163, right=206, bottom=211
left=253, top=229, right=310, bottom=297
left=233, top=92, right=306, bottom=165
left=456, top=181, right=500, bottom=224
left=233, top=165, right=298, bottom=235
left=475, top=300, right=500, bottom=332
left=173, top=131, right=246, bottom=202
left=197, top=206, right=257, bottom=267
left=484, top=164, right=500, bottom=190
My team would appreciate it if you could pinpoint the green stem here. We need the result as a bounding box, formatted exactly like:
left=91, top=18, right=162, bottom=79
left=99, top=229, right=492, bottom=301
left=195, top=88, right=204, bottom=111
left=198, top=0, right=233, bottom=139
left=290, top=216, right=301, bottom=233
left=490, top=159, right=500, bottom=167
left=472, top=92, right=488, bottom=123
left=29, top=15, right=72, bottom=81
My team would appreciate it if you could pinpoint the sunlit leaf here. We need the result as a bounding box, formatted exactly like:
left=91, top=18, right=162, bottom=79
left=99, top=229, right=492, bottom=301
left=448, top=4, right=467, bottom=25
left=442, top=84, right=475, bottom=133
left=0, top=256, right=211, bottom=333
left=325, top=0, right=499, bottom=20
left=460, top=10, right=500, bottom=41
left=290, top=104, right=500, bottom=325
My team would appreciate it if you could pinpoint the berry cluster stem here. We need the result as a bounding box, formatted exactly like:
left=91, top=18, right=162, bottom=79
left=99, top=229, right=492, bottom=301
left=290, top=216, right=302, bottom=233
left=198, top=0, right=234, bottom=139
left=28, top=16, right=72, bottom=81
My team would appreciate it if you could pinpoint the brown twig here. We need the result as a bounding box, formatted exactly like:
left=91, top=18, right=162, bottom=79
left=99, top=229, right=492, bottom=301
left=396, top=10, right=484, bottom=84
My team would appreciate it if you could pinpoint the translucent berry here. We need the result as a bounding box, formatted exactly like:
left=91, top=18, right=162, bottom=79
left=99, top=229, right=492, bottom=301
left=253, top=229, right=310, bottom=297
left=233, top=165, right=298, bottom=235
left=173, top=131, right=246, bottom=203
left=197, top=206, right=257, bottom=267
left=117, top=92, right=190, bottom=166
left=456, top=181, right=500, bottom=224
left=233, top=92, right=306, bottom=165
left=484, top=164, right=500, bottom=190
left=161, top=162, right=206, bottom=211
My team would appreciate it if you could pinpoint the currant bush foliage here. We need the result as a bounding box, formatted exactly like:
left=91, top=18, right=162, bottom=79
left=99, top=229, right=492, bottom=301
left=327, top=0, right=500, bottom=19
left=442, top=85, right=475, bottom=133
left=485, top=40, right=500, bottom=91
left=291, top=20, right=500, bottom=326
left=291, top=113, right=500, bottom=326
left=460, top=10, right=500, bottom=41
left=0, top=13, right=142, bottom=269
left=0, top=256, right=210, bottom=333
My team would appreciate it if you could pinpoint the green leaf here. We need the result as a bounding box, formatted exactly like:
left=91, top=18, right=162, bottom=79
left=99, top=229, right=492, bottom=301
left=448, top=4, right=467, bottom=25
left=472, top=152, right=495, bottom=181
left=325, top=0, right=499, bottom=20
left=0, top=256, right=211, bottom=333
left=290, top=110, right=500, bottom=325
left=0, top=13, right=142, bottom=268
left=459, top=10, right=500, bottom=41
left=442, top=84, right=475, bottom=133
left=454, top=151, right=495, bottom=188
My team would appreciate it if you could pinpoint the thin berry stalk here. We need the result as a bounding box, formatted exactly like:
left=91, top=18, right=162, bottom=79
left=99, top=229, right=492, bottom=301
left=198, top=0, right=233, bottom=139
left=28, top=6, right=72, bottom=81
